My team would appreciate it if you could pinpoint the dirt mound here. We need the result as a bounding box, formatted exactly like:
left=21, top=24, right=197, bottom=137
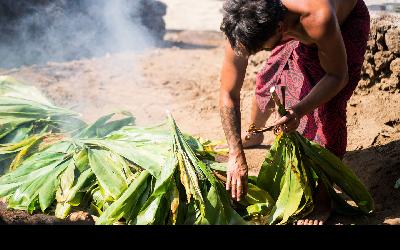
left=359, top=15, right=400, bottom=93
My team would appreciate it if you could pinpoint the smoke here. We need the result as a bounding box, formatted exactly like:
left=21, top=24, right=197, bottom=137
left=0, top=0, right=155, bottom=68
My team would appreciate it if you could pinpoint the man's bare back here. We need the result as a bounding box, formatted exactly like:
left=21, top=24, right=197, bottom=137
left=277, top=0, right=359, bottom=46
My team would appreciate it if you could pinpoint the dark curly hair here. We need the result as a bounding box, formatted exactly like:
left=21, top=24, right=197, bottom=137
left=220, top=0, right=287, bottom=56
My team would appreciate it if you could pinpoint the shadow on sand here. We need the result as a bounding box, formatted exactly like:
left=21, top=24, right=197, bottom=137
left=328, top=139, right=400, bottom=225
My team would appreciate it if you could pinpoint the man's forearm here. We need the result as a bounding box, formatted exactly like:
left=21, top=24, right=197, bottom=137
left=219, top=98, right=246, bottom=161
left=219, top=41, right=248, bottom=161
left=293, top=73, right=348, bottom=116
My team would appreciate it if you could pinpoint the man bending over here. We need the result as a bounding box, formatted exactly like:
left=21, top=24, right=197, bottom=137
left=219, top=0, right=370, bottom=225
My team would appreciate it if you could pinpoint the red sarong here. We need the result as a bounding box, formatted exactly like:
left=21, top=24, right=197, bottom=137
left=255, top=0, right=370, bottom=158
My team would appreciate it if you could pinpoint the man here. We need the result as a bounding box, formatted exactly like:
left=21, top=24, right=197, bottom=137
left=219, top=0, right=370, bottom=225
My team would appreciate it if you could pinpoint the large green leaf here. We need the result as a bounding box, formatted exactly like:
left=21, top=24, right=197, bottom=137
left=295, top=133, right=374, bottom=214
left=97, top=170, right=150, bottom=225
left=85, top=139, right=167, bottom=178
left=0, top=150, right=67, bottom=197
left=75, top=113, right=134, bottom=139
left=168, top=113, right=245, bottom=225
left=7, top=158, right=71, bottom=212
left=88, top=149, right=129, bottom=200
left=0, top=76, right=53, bottom=106
left=257, top=134, right=288, bottom=200
left=134, top=155, right=177, bottom=225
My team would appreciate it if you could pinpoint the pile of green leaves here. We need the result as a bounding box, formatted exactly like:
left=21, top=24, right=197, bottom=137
left=244, top=99, right=375, bottom=225
left=0, top=76, right=85, bottom=175
left=0, top=113, right=244, bottom=224
left=0, top=76, right=244, bottom=225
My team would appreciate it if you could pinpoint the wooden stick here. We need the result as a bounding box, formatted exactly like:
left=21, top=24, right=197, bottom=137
left=269, top=86, right=282, bottom=107
left=213, top=170, right=227, bottom=183
left=281, top=86, right=286, bottom=108
left=270, top=86, right=288, bottom=117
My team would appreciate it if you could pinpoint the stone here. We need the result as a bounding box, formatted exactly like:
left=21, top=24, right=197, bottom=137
left=390, top=58, right=400, bottom=76
left=0, top=0, right=166, bottom=40
left=364, top=52, right=374, bottom=63
left=358, top=79, right=372, bottom=89
left=67, top=211, right=95, bottom=224
left=385, top=28, right=400, bottom=54
left=0, top=0, right=167, bottom=67
left=379, top=76, right=399, bottom=92
left=384, top=218, right=400, bottom=225
left=363, top=60, right=375, bottom=79
left=374, top=51, right=394, bottom=72
left=139, top=0, right=167, bottom=41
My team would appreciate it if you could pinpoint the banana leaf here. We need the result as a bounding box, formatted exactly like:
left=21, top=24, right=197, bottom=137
left=0, top=76, right=53, bottom=106
left=168, top=113, right=246, bottom=225
left=0, top=81, right=242, bottom=225
left=0, top=76, right=85, bottom=175
left=97, top=170, right=151, bottom=225
left=0, top=112, right=137, bottom=215
left=249, top=101, right=374, bottom=224
left=133, top=155, right=177, bottom=225
left=295, top=133, right=374, bottom=215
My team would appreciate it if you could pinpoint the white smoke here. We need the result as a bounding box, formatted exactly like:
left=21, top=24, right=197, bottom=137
left=0, top=0, right=155, bottom=68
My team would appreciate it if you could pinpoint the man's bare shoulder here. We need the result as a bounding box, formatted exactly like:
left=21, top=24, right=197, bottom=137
left=283, top=0, right=358, bottom=25
left=282, top=0, right=331, bottom=17
left=284, top=0, right=336, bottom=41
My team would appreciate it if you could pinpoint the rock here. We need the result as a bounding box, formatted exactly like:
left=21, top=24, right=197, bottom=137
left=138, top=0, right=167, bottom=41
left=364, top=52, right=374, bottom=62
left=390, top=58, right=400, bottom=76
left=0, top=0, right=166, bottom=67
left=358, top=79, right=372, bottom=89
left=366, top=38, right=376, bottom=52
left=385, top=28, right=400, bottom=55
left=359, top=14, right=399, bottom=91
left=67, top=211, right=95, bottom=224
left=384, top=218, right=400, bottom=225
left=363, top=60, right=375, bottom=79
left=373, top=51, right=394, bottom=72
left=369, top=21, right=377, bottom=41
left=379, top=76, right=399, bottom=92
left=376, top=19, right=392, bottom=33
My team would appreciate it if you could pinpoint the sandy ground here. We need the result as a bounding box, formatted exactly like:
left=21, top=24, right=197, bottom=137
left=0, top=29, right=399, bottom=225
left=0, top=1, right=399, bottom=225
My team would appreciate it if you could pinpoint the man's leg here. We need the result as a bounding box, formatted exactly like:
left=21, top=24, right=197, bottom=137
left=295, top=183, right=332, bottom=225
left=242, top=96, right=274, bottom=148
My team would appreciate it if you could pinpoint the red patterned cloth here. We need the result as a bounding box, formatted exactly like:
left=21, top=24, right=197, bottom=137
left=255, top=0, right=370, bottom=158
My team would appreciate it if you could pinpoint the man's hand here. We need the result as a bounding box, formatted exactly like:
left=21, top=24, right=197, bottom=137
left=226, top=153, right=248, bottom=202
left=272, top=107, right=301, bottom=133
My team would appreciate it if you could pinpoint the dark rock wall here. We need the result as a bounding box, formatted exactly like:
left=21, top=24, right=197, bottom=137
left=0, top=0, right=166, bottom=40
left=0, top=0, right=167, bottom=67
left=138, top=0, right=167, bottom=41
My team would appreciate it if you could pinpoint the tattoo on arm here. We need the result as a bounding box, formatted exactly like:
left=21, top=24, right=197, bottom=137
left=220, top=104, right=243, bottom=156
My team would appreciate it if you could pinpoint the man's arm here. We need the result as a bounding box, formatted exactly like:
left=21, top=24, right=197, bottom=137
left=294, top=6, right=348, bottom=116
left=219, top=40, right=248, bottom=201
left=274, top=2, right=349, bottom=131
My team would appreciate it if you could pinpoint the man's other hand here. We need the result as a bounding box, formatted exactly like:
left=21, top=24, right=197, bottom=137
left=226, top=153, right=248, bottom=202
